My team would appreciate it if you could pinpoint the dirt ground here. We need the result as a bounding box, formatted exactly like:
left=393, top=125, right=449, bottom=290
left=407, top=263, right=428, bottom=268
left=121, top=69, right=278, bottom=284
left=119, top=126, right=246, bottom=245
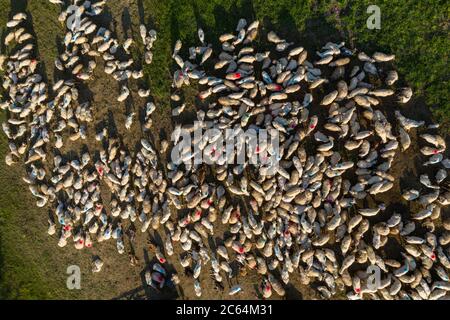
left=0, top=0, right=448, bottom=300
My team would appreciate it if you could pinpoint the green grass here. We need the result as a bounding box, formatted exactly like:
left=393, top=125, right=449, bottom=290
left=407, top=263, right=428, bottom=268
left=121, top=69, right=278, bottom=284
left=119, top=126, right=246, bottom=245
left=337, top=0, right=449, bottom=129
left=0, top=0, right=448, bottom=299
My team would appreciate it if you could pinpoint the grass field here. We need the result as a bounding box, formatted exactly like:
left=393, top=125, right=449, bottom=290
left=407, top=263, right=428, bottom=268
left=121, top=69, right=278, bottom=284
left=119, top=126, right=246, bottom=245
left=0, top=0, right=448, bottom=299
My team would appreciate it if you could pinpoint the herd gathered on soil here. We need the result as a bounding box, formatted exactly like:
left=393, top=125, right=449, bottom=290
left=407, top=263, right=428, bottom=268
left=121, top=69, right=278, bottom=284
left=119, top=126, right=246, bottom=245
left=1, top=0, right=449, bottom=299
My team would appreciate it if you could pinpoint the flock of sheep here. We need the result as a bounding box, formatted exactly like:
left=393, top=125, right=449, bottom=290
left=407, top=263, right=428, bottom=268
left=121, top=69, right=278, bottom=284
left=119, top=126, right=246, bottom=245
left=1, top=0, right=449, bottom=299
